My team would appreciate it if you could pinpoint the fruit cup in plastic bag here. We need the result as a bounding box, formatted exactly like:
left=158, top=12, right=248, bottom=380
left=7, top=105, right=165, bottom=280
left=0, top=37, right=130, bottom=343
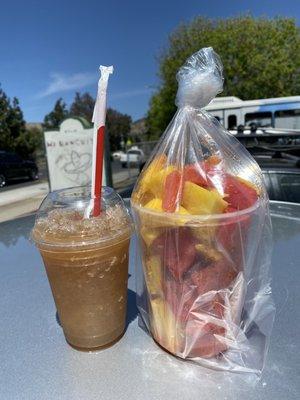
left=131, top=48, right=275, bottom=374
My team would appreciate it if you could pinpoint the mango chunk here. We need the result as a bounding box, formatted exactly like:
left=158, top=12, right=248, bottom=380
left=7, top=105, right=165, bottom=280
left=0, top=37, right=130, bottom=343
left=177, top=205, right=189, bottom=215
left=140, top=227, right=160, bottom=247
left=150, top=298, right=180, bottom=354
left=138, top=199, right=190, bottom=230
left=190, top=225, right=215, bottom=245
left=148, top=166, right=176, bottom=197
left=140, top=154, right=167, bottom=189
left=182, top=181, right=228, bottom=215
left=138, top=165, right=176, bottom=200
left=144, top=198, right=189, bottom=214
left=133, top=154, right=167, bottom=205
left=144, top=198, right=163, bottom=212
left=195, top=243, right=222, bottom=263
left=145, top=256, right=162, bottom=296
left=131, top=189, right=153, bottom=207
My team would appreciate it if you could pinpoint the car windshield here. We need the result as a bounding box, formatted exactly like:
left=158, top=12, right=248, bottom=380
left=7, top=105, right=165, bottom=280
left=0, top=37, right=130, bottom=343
left=239, top=130, right=300, bottom=203
left=128, top=150, right=141, bottom=155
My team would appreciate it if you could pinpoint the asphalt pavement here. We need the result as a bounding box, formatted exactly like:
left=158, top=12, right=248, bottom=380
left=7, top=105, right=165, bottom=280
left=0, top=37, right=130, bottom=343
left=0, top=160, right=139, bottom=222
left=0, top=181, right=49, bottom=222
left=112, top=160, right=139, bottom=189
left=0, top=178, right=44, bottom=193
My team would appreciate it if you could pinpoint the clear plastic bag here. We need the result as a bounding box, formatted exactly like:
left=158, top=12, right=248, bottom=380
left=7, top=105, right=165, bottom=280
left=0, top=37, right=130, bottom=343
left=131, top=47, right=275, bottom=374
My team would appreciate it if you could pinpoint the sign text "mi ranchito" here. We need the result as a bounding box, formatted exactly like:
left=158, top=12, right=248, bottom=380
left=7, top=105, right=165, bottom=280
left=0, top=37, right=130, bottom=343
left=46, top=138, right=93, bottom=148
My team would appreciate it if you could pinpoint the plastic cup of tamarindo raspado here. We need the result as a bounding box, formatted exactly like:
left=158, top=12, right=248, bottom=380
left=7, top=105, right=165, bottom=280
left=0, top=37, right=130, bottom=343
left=32, top=65, right=132, bottom=351
left=32, top=186, right=132, bottom=351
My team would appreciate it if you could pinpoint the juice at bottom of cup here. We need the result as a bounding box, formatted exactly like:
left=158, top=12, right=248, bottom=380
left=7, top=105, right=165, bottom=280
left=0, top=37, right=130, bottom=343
left=38, top=233, right=130, bottom=350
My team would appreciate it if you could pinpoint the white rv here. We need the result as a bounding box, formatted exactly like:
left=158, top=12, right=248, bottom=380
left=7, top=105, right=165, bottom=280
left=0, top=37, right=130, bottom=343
left=205, top=96, right=300, bottom=130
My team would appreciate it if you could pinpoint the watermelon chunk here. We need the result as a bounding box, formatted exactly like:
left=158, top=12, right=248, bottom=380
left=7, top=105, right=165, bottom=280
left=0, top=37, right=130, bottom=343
left=162, top=170, right=182, bottom=212
left=152, top=228, right=197, bottom=281
left=163, top=278, right=195, bottom=323
left=217, top=211, right=251, bottom=269
left=183, top=158, right=222, bottom=189
left=183, top=164, right=209, bottom=188
left=189, top=260, right=237, bottom=296
left=185, top=322, right=227, bottom=358
left=223, top=175, right=258, bottom=210
left=163, top=275, right=228, bottom=358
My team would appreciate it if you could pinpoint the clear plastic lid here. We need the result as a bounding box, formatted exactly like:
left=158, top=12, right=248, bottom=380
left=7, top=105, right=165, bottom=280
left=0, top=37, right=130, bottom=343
left=31, top=186, right=132, bottom=248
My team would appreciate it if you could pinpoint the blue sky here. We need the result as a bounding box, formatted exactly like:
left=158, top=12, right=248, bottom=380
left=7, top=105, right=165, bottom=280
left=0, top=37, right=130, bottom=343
left=1, top=0, right=299, bottom=123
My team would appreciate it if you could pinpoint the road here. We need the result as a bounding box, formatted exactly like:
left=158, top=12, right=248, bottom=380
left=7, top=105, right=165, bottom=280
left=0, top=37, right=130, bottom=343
left=0, top=178, right=45, bottom=193
left=111, top=160, right=140, bottom=189
left=0, top=158, right=48, bottom=193
left=0, top=181, right=49, bottom=223
left=0, top=160, right=140, bottom=193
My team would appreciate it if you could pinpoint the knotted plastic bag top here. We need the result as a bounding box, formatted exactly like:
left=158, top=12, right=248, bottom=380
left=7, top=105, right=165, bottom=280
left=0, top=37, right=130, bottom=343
left=176, top=47, right=223, bottom=109
left=132, top=47, right=267, bottom=213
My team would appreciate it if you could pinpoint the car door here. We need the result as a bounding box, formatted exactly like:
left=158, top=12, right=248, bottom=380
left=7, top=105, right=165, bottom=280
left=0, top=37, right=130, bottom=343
left=3, top=153, right=17, bottom=179
left=276, top=172, right=300, bottom=203
left=0, top=153, right=8, bottom=178
left=7, top=154, right=25, bottom=179
left=14, top=154, right=28, bottom=178
left=262, top=171, right=273, bottom=199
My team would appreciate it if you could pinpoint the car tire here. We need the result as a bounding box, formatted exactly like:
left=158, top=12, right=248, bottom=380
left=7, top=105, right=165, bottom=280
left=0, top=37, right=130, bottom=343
left=29, top=169, right=39, bottom=181
left=0, top=174, right=6, bottom=188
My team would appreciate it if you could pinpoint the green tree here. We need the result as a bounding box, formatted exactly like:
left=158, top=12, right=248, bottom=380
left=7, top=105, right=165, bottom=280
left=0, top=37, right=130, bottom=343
left=15, top=127, right=43, bottom=159
left=43, top=98, right=68, bottom=130
left=0, top=86, right=27, bottom=153
left=70, top=92, right=95, bottom=121
left=106, top=108, right=132, bottom=151
left=0, top=86, right=41, bottom=158
left=147, top=16, right=300, bottom=136
left=7, top=97, right=26, bottom=141
left=43, top=92, right=132, bottom=152
left=0, top=86, right=14, bottom=150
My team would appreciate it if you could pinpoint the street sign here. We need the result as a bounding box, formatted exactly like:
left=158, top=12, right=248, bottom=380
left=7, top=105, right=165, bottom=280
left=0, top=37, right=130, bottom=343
left=44, top=118, right=107, bottom=191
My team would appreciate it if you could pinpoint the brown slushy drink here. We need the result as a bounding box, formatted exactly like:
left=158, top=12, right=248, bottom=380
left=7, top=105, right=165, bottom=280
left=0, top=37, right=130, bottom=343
left=32, top=186, right=132, bottom=351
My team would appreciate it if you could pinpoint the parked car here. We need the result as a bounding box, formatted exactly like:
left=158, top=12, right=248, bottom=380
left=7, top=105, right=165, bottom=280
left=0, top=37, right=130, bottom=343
left=112, top=150, right=125, bottom=160
left=0, top=151, right=39, bottom=187
left=262, top=168, right=300, bottom=203
left=247, top=133, right=300, bottom=203
left=120, top=147, right=146, bottom=168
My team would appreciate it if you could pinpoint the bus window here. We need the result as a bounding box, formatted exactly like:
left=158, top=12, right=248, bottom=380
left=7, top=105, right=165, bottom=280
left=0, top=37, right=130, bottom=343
left=245, top=112, right=272, bottom=127
left=275, top=109, right=300, bottom=129
left=228, top=114, right=237, bottom=129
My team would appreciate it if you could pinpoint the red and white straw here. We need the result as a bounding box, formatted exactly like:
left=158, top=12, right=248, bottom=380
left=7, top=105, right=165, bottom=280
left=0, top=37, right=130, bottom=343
left=85, top=65, right=113, bottom=218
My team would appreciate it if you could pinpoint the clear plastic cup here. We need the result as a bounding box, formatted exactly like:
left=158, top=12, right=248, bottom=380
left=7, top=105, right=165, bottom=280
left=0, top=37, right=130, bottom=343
left=132, top=199, right=264, bottom=360
left=32, top=186, right=132, bottom=351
